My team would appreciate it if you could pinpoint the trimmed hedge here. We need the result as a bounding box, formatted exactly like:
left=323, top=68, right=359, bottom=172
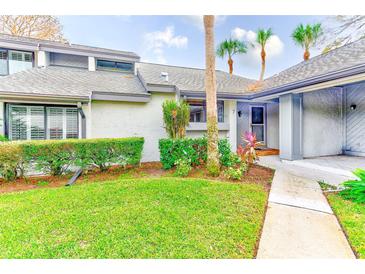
left=159, top=137, right=232, bottom=169
left=0, top=137, right=144, bottom=180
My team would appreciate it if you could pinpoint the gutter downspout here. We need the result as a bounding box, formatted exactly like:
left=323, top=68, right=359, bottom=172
left=77, top=102, right=86, bottom=139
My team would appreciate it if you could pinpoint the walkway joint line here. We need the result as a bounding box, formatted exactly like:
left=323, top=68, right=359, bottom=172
left=269, top=201, right=333, bottom=215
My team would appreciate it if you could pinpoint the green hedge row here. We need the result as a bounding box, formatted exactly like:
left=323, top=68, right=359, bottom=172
left=0, top=137, right=144, bottom=181
left=159, top=137, right=232, bottom=169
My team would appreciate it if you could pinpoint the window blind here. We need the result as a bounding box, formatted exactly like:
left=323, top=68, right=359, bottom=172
left=8, top=104, right=79, bottom=141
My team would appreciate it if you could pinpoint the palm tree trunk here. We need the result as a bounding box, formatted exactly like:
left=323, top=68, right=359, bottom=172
left=304, top=48, right=310, bottom=61
left=203, top=15, right=220, bottom=176
left=259, top=48, right=266, bottom=81
left=228, top=56, right=233, bottom=77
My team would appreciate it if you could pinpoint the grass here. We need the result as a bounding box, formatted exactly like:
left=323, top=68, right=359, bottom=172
left=0, top=177, right=268, bottom=259
left=327, top=193, right=365, bottom=258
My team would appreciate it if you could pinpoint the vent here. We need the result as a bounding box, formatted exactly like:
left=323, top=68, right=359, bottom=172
left=161, top=72, right=169, bottom=82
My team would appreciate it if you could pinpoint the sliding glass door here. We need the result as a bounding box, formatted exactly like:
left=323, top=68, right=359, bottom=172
left=8, top=104, right=79, bottom=141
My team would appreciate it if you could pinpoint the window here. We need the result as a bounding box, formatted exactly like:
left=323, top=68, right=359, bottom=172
left=96, top=59, right=133, bottom=72
left=0, top=49, right=8, bottom=75
left=187, top=100, right=224, bottom=123
left=8, top=104, right=79, bottom=141
left=250, top=106, right=265, bottom=143
left=8, top=50, right=33, bottom=74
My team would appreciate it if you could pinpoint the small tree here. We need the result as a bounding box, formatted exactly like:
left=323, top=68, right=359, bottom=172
left=0, top=15, right=67, bottom=42
left=292, top=23, right=322, bottom=61
left=162, top=100, right=190, bottom=139
left=216, top=38, right=247, bottom=77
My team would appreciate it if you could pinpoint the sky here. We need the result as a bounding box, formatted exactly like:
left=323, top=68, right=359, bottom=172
left=59, top=15, right=326, bottom=80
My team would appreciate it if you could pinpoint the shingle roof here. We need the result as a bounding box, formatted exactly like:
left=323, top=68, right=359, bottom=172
left=137, top=62, right=255, bottom=93
left=262, top=38, right=365, bottom=91
left=0, top=66, right=146, bottom=98
left=1, top=37, right=365, bottom=100
left=0, top=33, right=140, bottom=60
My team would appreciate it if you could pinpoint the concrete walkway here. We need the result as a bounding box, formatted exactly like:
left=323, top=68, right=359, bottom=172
left=258, top=155, right=360, bottom=187
left=257, top=169, right=356, bottom=258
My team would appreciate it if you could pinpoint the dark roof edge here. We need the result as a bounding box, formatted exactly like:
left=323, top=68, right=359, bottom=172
left=0, top=36, right=140, bottom=61
left=252, top=63, right=365, bottom=100
left=91, top=91, right=151, bottom=102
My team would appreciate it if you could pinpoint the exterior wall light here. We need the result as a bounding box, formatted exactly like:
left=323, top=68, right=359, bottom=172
left=238, top=110, right=242, bottom=117
left=350, top=104, right=357, bottom=110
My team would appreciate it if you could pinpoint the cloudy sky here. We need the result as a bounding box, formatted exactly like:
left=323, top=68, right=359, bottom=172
left=59, top=15, right=325, bottom=79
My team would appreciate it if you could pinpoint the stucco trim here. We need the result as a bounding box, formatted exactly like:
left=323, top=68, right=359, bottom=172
left=91, top=91, right=151, bottom=102
left=187, top=122, right=229, bottom=131
left=0, top=92, right=89, bottom=103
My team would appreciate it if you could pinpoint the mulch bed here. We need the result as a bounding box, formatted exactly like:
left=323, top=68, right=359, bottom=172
left=0, top=161, right=274, bottom=194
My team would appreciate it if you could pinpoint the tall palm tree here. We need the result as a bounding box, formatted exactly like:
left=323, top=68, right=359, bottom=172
left=216, top=38, right=247, bottom=76
left=256, top=28, right=273, bottom=81
left=204, top=15, right=220, bottom=176
left=292, top=23, right=322, bottom=61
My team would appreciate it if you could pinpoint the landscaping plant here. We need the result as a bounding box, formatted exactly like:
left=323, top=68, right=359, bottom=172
left=223, top=155, right=248, bottom=181
left=0, top=134, right=9, bottom=142
left=340, top=168, right=365, bottom=204
left=162, top=99, right=190, bottom=139
left=22, top=140, right=75, bottom=176
left=159, top=137, right=231, bottom=170
left=174, top=158, right=192, bottom=177
left=0, top=142, right=23, bottom=181
left=0, top=137, right=144, bottom=181
left=237, top=132, right=263, bottom=164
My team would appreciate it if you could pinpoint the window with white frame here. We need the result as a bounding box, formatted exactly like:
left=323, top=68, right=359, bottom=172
left=187, top=99, right=224, bottom=123
left=8, top=50, right=33, bottom=74
left=8, top=104, right=79, bottom=141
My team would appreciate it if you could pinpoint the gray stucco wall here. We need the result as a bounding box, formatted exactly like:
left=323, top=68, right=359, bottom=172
left=90, top=93, right=173, bottom=162
left=50, top=53, right=88, bottom=69
left=302, top=88, right=343, bottom=157
left=266, top=103, right=279, bottom=149
left=237, top=102, right=279, bottom=149
left=345, top=82, right=365, bottom=154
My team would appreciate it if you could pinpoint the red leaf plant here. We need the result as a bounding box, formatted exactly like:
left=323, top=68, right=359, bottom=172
left=237, top=131, right=263, bottom=164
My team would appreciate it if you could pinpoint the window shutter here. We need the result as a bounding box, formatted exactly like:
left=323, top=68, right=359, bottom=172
left=30, top=106, right=45, bottom=140
left=9, top=105, right=28, bottom=140
left=66, top=108, right=78, bottom=138
left=47, top=107, right=64, bottom=139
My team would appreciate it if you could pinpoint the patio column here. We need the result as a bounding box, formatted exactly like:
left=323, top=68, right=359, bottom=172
left=227, top=100, right=237, bottom=151
left=279, top=93, right=303, bottom=160
left=0, top=101, right=4, bottom=136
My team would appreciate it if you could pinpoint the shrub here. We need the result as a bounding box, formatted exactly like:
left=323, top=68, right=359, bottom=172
left=74, top=138, right=144, bottom=171
left=22, top=140, right=75, bottom=176
left=223, top=160, right=248, bottom=181
left=224, top=167, right=243, bottom=180
left=162, top=100, right=190, bottom=139
left=159, top=137, right=231, bottom=170
left=174, top=158, right=192, bottom=177
left=0, top=135, right=9, bottom=142
left=0, top=142, right=23, bottom=181
left=237, top=131, right=263, bottom=164
left=340, top=168, right=365, bottom=204
left=0, top=137, right=144, bottom=181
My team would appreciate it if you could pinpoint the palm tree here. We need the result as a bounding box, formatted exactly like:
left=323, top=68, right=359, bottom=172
left=204, top=15, right=220, bottom=176
left=256, top=28, right=273, bottom=81
left=216, top=38, right=247, bottom=76
left=292, top=23, right=322, bottom=61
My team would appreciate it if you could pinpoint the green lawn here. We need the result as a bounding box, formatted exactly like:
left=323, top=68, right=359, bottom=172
left=327, top=194, right=365, bottom=258
left=0, top=178, right=268, bottom=258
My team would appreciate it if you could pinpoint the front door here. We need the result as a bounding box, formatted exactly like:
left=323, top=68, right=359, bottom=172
left=250, top=106, right=265, bottom=144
